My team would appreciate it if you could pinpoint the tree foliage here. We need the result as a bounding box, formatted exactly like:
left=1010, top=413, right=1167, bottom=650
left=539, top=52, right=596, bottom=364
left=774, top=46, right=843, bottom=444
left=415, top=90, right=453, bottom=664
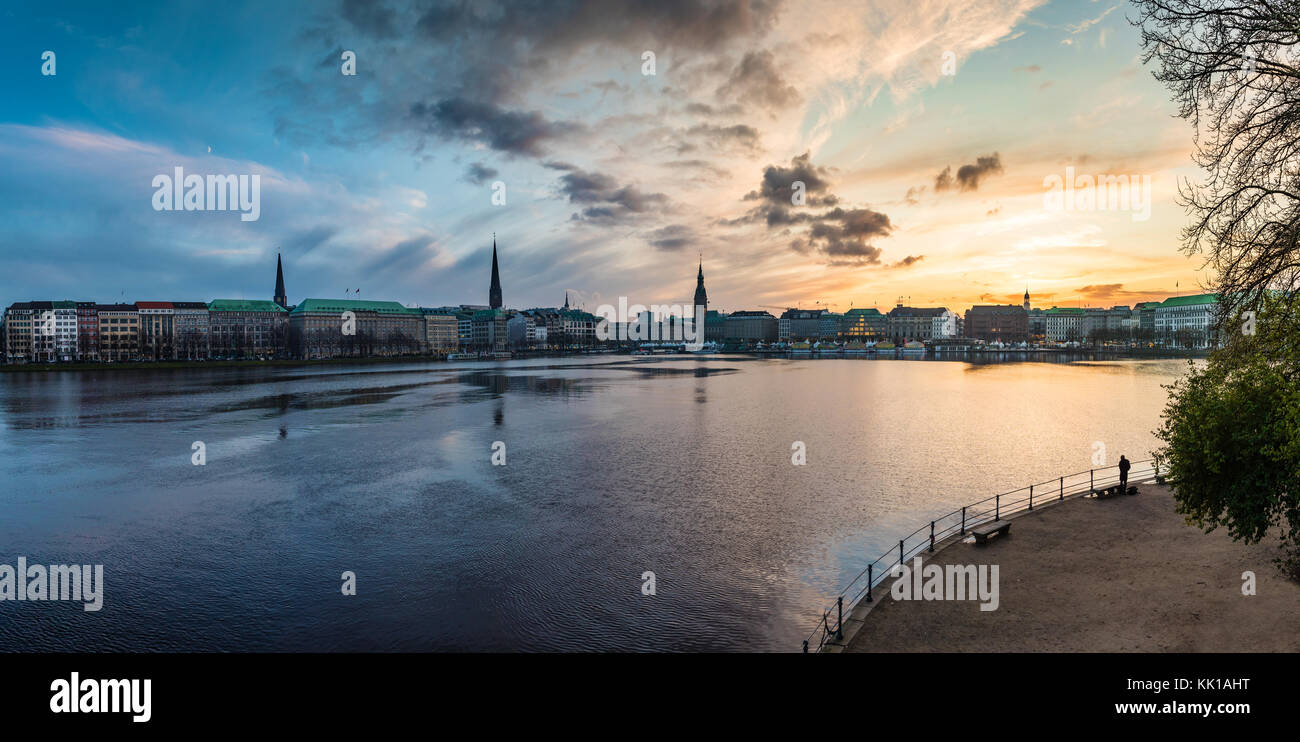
left=1136, top=0, right=1300, bottom=565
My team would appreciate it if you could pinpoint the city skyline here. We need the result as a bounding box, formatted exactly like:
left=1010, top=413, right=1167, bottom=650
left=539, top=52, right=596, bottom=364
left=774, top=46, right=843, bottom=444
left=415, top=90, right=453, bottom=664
left=1, top=2, right=1211, bottom=316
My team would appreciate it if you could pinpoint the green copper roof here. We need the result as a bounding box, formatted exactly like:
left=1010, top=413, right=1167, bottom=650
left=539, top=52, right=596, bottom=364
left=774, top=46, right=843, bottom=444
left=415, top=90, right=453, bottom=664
left=845, top=308, right=884, bottom=317
left=1044, top=307, right=1086, bottom=315
left=1158, top=293, right=1218, bottom=308
left=290, top=298, right=421, bottom=315
left=208, top=299, right=287, bottom=312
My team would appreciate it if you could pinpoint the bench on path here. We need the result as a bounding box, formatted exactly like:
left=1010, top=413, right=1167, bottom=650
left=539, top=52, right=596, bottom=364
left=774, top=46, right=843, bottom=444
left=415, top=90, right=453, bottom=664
left=1092, top=485, right=1138, bottom=499
left=972, top=520, right=1011, bottom=545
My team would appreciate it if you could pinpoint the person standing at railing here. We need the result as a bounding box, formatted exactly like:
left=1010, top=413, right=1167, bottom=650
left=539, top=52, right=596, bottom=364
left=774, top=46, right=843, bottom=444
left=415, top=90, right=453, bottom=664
left=1119, top=455, right=1131, bottom=489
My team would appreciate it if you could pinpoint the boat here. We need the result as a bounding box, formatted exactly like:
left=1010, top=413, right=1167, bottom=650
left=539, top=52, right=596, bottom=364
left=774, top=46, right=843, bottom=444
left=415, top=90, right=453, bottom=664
left=791, top=341, right=812, bottom=356
left=844, top=340, right=868, bottom=355
left=874, top=341, right=896, bottom=351
left=902, top=340, right=926, bottom=353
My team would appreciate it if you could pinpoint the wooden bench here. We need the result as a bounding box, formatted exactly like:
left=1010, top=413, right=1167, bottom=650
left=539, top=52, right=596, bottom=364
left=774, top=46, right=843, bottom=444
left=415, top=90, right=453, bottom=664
left=971, top=520, right=1011, bottom=545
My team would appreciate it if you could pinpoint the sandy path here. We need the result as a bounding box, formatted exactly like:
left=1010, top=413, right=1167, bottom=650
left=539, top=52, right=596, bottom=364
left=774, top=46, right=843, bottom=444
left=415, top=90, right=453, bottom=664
left=842, top=484, right=1300, bottom=652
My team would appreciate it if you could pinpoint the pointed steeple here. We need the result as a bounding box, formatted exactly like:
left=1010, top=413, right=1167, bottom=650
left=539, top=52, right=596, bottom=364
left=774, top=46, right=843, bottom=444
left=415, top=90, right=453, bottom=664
left=273, top=250, right=287, bottom=309
left=488, top=234, right=503, bottom=309
left=693, top=256, right=708, bottom=313
left=563, top=291, right=570, bottom=310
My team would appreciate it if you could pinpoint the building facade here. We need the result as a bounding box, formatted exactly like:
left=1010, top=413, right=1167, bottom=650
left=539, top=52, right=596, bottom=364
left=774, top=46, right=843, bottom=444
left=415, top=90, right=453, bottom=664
left=209, top=299, right=288, bottom=358
left=964, top=305, right=1028, bottom=344
left=288, top=298, right=422, bottom=358
left=97, top=303, right=140, bottom=361
left=725, top=310, right=778, bottom=342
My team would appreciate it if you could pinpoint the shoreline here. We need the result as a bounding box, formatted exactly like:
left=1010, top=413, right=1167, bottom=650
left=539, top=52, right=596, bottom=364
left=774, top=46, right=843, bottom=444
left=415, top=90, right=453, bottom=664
left=0, top=348, right=1206, bottom=374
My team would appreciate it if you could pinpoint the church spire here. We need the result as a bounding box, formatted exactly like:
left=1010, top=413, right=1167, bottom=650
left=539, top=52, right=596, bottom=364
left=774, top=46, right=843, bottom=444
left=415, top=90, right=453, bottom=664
left=273, top=250, right=287, bottom=309
left=693, top=255, right=708, bottom=313
left=488, top=234, right=503, bottom=309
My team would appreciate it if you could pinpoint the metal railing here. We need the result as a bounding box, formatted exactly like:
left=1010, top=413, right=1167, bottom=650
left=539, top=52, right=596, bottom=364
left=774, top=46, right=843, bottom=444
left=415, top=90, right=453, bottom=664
left=802, top=458, right=1160, bottom=652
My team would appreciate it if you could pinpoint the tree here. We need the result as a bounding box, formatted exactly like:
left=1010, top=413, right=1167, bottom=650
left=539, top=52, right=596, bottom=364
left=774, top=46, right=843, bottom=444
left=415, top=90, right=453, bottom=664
left=1137, top=0, right=1300, bottom=573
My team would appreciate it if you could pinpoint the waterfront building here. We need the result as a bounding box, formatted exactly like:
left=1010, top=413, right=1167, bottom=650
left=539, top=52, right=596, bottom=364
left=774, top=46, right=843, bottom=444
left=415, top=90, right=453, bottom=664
left=506, top=312, right=537, bottom=348
left=818, top=312, right=844, bottom=340
left=1154, top=293, right=1219, bottom=348
left=887, top=304, right=947, bottom=343
left=208, top=299, right=288, bottom=358
left=76, top=302, right=99, bottom=361
left=173, top=302, right=211, bottom=360
left=2, top=303, right=34, bottom=363
left=558, top=308, right=597, bottom=347
left=471, top=308, right=509, bottom=351
left=1027, top=308, right=1046, bottom=341
left=725, top=310, right=778, bottom=342
left=779, top=308, right=825, bottom=340
left=28, top=301, right=80, bottom=362
left=1135, top=301, right=1160, bottom=336
left=931, top=309, right=960, bottom=339
left=421, top=309, right=459, bottom=352
left=488, top=237, right=503, bottom=310
left=137, top=301, right=176, bottom=360
left=705, top=310, right=727, bottom=342
left=964, top=305, right=1028, bottom=344
left=289, top=298, right=422, bottom=358
left=97, top=303, right=140, bottom=361
left=842, top=308, right=887, bottom=340
left=1044, top=307, right=1085, bottom=343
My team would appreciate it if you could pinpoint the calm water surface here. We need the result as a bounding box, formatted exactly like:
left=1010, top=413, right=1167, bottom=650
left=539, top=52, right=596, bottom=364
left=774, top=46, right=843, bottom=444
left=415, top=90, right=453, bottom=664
left=0, top=355, right=1190, bottom=651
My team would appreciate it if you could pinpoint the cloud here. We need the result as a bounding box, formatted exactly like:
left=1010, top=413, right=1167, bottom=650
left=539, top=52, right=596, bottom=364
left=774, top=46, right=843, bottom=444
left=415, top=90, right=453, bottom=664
left=744, top=151, right=835, bottom=207
left=463, top=161, right=499, bottom=185
left=716, top=50, right=802, bottom=111
left=409, top=98, right=585, bottom=157
left=934, top=152, right=1004, bottom=192
left=552, top=165, right=669, bottom=224
left=646, top=223, right=695, bottom=251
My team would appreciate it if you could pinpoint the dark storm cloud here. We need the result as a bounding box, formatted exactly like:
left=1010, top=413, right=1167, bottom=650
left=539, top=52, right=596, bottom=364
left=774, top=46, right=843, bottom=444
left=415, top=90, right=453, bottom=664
left=684, top=123, right=763, bottom=153
left=406, top=0, right=780, bottom=55
left=737, top=152, right=896, bottom=266
left=934, top=152, right=1004, bottom=192
left=409, top=98, right=586, bottom=157
left=716, top=50, right=801, bottom=111
left=463, top=162, right=499, bottom=185
left=744, top=151, right=834, bottom=206
left=553, top=165, right=669, bottom=224
left=647, top=223, right=694, bottom=251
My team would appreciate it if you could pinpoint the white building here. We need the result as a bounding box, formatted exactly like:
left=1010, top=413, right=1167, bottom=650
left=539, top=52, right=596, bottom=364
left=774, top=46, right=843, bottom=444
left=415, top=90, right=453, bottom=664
left=931, top=309, right=960, bottom=339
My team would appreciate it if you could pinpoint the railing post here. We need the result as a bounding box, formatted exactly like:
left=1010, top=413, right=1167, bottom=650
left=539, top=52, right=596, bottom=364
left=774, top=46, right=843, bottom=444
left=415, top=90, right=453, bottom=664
left=961, top=506, right=966, bottom=535
left=1060, top=476, right=1064, bottom=501
left=899, top=539, right=904, bottom=566
left=1090, top=469, right=1094, bottom=490
left=836, top=597, right=843, bottom=641
left=1029, top=484, right=1033, bottom=511
left=866, top=564, right=873, bottom=602
left=929, top=521, right=935, bottom=552
left=803, top=640, right=809, bottom=653
left=995, top=494, right=1000, bottom=520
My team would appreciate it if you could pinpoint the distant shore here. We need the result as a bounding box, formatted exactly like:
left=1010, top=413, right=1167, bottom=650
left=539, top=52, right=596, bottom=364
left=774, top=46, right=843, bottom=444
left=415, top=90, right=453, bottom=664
left=0, top=347, right=1207, bottom=373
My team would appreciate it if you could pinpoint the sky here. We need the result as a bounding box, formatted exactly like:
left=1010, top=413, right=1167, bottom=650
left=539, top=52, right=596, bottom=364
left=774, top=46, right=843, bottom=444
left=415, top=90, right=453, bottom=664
left=0, top=0, right=1214, bottom=315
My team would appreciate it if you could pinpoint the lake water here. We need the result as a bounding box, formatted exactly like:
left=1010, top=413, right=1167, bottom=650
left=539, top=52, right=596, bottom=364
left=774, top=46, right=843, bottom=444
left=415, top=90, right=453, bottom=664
left=0, top=355, right=1190, bottom=651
